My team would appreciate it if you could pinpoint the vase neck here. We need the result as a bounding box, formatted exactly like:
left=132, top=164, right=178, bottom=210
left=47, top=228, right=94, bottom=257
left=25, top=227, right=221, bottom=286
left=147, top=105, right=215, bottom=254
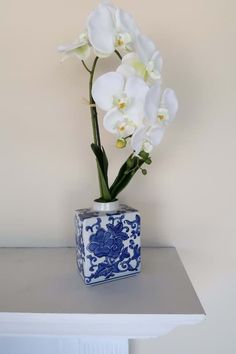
left=92, top=200, right=120, bottom=212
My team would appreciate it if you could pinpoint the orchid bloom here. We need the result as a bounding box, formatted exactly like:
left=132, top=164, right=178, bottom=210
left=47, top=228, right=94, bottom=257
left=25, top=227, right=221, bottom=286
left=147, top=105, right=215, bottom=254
left=131, top=83, right=178, bottom=154
left=144, top=83, right=178, bottom=126
left=131, top=124, right=165, bottom=154
left=58, top=32, right=91, bottom=61
left=87, top=2, right=139, bottom=57
left=92, top=72, right=149, bottom=137
left=117, top=34, right=163, bottom=85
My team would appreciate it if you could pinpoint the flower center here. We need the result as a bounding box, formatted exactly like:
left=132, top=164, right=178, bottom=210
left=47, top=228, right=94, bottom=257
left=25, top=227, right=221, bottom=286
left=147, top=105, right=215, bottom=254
left=113, top=95, right=129, bottom=111
left=118, top=124, right=126, bottom=132
left=115, top=32, right=132, bottom=49
left=117, top=38, right=124, bottom=46
left=118, top=100, right=126, bottom=109
left=157, top=108, right=169, bottom=124
left=116, top=120, right=136, bottom=138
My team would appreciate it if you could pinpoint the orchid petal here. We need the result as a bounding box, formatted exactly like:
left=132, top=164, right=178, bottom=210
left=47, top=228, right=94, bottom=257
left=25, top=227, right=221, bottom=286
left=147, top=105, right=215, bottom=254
left=87, top=4, right=115, bottom=56
left=125, top=76, right=149, bottom=102
left=161, top=89, right=178, bottom=123
left=116, top=63, right=136, bottom=79
left=144, top=82, right=161, bottom=124
left=92, top=72, right=125, bottom=111
left=122, top=52, right=146, bottom=79
left=124, top=76, right=148, bottom=122
left=74, top=45, right=91, bottom=60
left=116, top=8, right=140, bottom=41
left=101, top=0, right=116, bottom=12
left=125, top=101, right=145, bottom=124
left=148, top=125, right=165, bottom=146
left=103, top=108, right=124, bottom=134
left=122, top=52, right=139, bottom=66
left=135, top=34, right=156, bottom=64
left=131, top=126, right=147, bottom=154
left=151, top=51, right=163, bottom=74
left=58, top=39, right=90, bottom=61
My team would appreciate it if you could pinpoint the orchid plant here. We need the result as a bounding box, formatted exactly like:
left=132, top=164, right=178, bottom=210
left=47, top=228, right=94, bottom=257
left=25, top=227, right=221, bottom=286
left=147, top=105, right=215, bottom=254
left=59, top=0, right=178, bottom=203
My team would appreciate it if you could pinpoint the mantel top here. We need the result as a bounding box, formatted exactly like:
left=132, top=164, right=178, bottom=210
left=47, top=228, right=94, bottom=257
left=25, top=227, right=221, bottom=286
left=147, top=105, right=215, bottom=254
left=0, top=247, right=205, bottom=338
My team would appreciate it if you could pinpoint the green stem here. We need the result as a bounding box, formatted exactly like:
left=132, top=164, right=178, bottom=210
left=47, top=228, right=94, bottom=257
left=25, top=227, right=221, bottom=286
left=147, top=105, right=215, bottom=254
left=88, top=57, right=106, bottom=199
left=115, top=50, right=122, bottom=60
left=82, top=51, right=124, bottom=201
left=81, top=60, right=91, bottom=73
left=89, top=56, right=101, bottom=147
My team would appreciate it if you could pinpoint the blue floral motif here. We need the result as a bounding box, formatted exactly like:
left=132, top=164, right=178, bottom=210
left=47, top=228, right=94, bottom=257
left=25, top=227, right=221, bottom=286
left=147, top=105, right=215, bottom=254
left=75, top=204, right=141, bottom=285
left=75, top=214, right=85, bottom=277
left=87, top=229, right=124, bottom=258
left=125, top=214, right=140, bottom=238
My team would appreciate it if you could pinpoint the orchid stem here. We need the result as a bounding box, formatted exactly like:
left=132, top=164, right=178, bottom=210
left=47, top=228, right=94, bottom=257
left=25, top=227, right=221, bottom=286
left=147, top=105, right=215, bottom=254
left=89, top=56, right=101, bottom=147
left=88, top=56, right=104, bottom=199
left=81, top=60, right=91, bottom=73
left=115, top=50, right=122, bottom=60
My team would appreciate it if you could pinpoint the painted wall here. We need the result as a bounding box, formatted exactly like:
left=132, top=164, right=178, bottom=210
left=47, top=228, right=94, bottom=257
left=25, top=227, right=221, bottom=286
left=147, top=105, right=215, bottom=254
left=0, top=0, right=236, bottom=353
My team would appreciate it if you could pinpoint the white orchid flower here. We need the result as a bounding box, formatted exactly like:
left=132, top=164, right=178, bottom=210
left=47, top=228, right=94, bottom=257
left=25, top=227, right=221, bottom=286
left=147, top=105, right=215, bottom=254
left=131, top=124, right=165, bottom=155
left=87, top=2, right=139, bottom=57
left=144, top=82, right=178, bottom=126
left=131, top=83, right=178, bottom=155
left=58, top=32, right=91, bottom=61
left=117, top=34, right=163, bottom=85
left=92, top=72, right=149, bottom=137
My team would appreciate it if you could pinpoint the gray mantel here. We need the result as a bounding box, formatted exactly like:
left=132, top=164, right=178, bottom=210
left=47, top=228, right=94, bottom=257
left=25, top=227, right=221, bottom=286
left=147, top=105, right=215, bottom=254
left=0, top=247, right=205, bottom=354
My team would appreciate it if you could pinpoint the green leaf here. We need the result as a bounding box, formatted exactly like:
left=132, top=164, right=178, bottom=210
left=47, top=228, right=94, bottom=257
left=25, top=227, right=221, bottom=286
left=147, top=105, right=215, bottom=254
left=101, top=146, right=109, bottom=184
left=91, top=143, right=109, bottom=184
left=110, top=154, right=133, bottom=192
left=91, top=143, right=111, bottom=200
left=110, top=155, right=145, bottom=199
left=96, top=162, right=112, bottom=201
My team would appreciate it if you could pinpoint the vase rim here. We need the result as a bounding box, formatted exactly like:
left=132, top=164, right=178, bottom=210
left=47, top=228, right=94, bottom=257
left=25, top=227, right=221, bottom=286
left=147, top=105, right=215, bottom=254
left=92, top=199, right=120, bottom=212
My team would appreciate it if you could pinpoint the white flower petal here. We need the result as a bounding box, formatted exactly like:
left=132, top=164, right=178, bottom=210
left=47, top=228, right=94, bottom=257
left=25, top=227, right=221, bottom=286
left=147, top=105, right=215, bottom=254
left=93, top=48, right=112, bottom=58
left=116, top=8, right=140, bottom=41
left=58, top=43, right=78, bottom=53
left=161, top=88, right=178, bottom=123
left=123, top=77, right=148, bottom=122
left=148, top=125, right=165, bottom=146
left=101, top=0, right=115, bottom=11
left=151, top=51, right=163, bottom=74
left=87, top=4, right=115, bottom=56
left=144, top=82, right=161, bottom=124
left=131, top=126, right=147, bottom=154
left=58, top=44, right=91, bottom=62
left=122, top=52, right=139, bottom=66
left=103, top=108, right=124, bottom=134
left=135, top=34, right=156, bottom=64
left=125, top=101, right=144, bottom=123
left=125, top=76, right=149, bottom=102
left=74, top=44, right=91, bottom=60
left=120, top=52, right=145, bottom=80
left=92, top=72, right=125, bottom=111
left=58, top=32, right=91, bottom=61
left=116, top=63, right=136, bottom=79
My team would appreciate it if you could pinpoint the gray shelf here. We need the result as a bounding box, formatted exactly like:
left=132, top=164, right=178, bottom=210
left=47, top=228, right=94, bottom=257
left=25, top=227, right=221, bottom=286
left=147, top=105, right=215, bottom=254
left=0, top=247, right=205, bottom=338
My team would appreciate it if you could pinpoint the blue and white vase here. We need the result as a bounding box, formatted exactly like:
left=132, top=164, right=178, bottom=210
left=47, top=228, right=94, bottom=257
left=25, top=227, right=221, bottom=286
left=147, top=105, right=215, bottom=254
left=75, top=200, right=141, bottom=285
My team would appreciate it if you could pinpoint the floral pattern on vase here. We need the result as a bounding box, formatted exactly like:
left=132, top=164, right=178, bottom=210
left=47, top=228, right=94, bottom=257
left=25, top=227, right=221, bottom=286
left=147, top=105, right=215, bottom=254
left=75, top=204, right=141, bottom=285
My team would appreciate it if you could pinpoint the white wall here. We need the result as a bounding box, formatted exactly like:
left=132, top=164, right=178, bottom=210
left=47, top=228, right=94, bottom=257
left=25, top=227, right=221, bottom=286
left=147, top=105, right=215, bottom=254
left=1, top=0, right=236, bottom=353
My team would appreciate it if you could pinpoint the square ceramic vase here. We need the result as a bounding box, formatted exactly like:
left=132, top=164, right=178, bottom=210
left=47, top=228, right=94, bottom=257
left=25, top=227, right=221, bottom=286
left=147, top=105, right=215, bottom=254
left=75, top=204, right=141, bottom=285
